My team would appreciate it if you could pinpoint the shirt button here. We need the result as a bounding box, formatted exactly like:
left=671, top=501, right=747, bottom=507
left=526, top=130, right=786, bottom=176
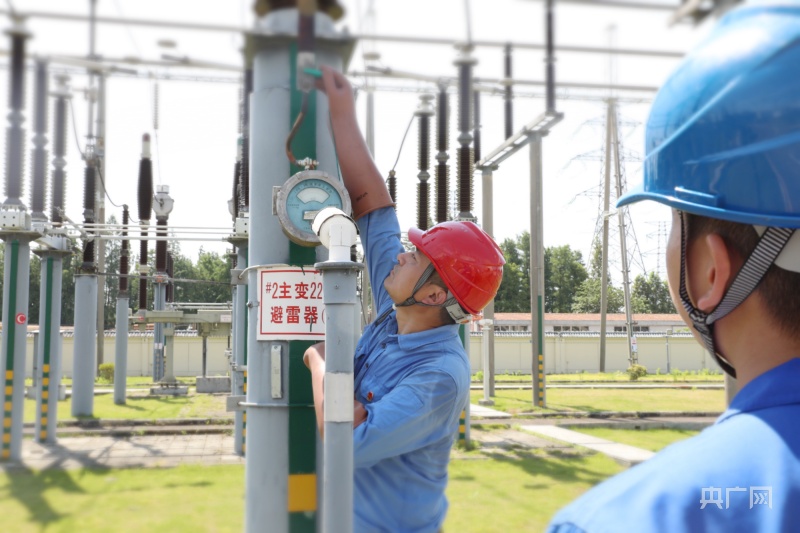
left=365, top=363, right=370, bottom=368
left=380, top=343, right=386, bottom=349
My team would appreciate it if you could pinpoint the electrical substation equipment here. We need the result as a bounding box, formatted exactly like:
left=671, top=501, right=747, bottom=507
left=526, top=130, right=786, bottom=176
left=273, top=169, right=351, bottom=247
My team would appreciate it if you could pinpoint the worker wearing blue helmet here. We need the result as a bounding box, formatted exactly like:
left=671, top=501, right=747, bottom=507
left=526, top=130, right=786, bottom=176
left=548, top=2, right=800, bottom=531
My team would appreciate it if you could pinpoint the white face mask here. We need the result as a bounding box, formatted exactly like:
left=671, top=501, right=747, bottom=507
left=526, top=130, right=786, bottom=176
left=754, top=226, right=800, bottom=273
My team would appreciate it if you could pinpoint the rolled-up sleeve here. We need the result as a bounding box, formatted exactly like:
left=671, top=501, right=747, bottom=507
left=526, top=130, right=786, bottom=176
left=353, top=370, right=460, bottom=469
left=357, top=207, right=404, bottom=314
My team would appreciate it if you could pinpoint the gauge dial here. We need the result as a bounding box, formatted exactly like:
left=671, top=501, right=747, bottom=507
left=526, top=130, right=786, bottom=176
left=275, top=170, right=352, bottom=246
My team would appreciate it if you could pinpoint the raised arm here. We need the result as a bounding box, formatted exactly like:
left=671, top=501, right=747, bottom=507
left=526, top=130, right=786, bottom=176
left=317, top=66, right=393, bottom=219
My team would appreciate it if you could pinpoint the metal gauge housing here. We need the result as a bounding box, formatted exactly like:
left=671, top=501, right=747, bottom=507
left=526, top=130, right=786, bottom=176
left=274, top=169, right=352, bottom=246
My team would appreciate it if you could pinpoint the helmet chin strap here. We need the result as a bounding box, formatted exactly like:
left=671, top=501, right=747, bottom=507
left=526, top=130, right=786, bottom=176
left=393, top=263, right=470, bottom=323
left=678, top=212, right=794, bottom=378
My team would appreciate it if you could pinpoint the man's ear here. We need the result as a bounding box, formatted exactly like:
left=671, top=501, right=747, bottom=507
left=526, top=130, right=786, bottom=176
left=418, top=284, right=448, bottom=306
left=694, top=233, right=734, bottom=312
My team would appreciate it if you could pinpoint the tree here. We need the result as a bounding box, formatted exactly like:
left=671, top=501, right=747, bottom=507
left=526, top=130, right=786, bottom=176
left=544, top=245, right=588, bottom=313
left=632, top=271, right=676, bottom=314
left=495, top=233, right=530, bottom=312
left=102, top=214, right=122, bottom=328
left=571, top=277, right=625, bottom=313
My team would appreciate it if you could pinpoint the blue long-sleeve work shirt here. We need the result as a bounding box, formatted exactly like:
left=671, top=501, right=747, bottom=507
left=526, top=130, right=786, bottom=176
left=547, top=358, right=800, bottom=533
left=352, top=207, right=470, bottom=533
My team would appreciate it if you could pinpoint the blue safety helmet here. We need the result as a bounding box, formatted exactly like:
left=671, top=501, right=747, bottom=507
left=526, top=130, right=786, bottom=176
left=617, top=1, right=800, bottom=228
left=617, top=1, right=800, bottom=378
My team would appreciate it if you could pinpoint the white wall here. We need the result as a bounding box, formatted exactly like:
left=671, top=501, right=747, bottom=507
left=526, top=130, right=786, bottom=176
left=26, top=334, right=232, bottom=378
left=26, top=332, right=717, bottom=379
left=469, top=333, right=718, bottom=374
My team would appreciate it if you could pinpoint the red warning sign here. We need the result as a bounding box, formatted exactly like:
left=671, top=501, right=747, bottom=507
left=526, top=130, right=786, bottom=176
left=15, top=313, right=26, bottom=325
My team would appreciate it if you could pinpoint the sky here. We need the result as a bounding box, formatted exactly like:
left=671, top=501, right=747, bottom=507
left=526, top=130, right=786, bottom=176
left=0, top=0, right=718, bottom=284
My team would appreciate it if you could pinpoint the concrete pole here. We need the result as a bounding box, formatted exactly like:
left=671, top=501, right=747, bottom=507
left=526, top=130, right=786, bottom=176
left=114, top=295, right=129, bottom=404
left=246, top=10, right=348, bottom=532
left=316, top=256, right=360, bottom=533
left=599, top=99, right=613, bottom=372
left=152, top=282, right=165, bottom=382
left=163, top=329, right=176, bottom=383
left=72, top=273, right=98, bottom=416
left=0, top=20, right=34, bottom=461
left=95, top=73, right=107, bottom=367
left=529, top=135, right=546, bottom=408
left=233, top=242, right=248, bottom=456
left=35, top=253, right=65, bottom=444
left=481, top=166, right=496, bottom=398
left=1, top=237, right=33, bottom=461
left=201, top=335, right=208, bottom=378
left=478, top=319, right=494, bottom=406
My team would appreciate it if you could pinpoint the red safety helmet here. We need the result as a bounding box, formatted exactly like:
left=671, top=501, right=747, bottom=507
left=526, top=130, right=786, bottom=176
left=408, top=221, right=505, bottom=315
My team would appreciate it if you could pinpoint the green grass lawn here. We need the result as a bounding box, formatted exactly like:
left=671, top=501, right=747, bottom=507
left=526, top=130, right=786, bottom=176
left=480, top=371, right=724, bottom=383
left=25, top=376, right=196, bottom=389
left=445, top=449, right=623, bottom=532
left=0, top=465, right=244, bottom=533
left=0, top=450, right=622, bottom=533
left=471, top=387, right=726, bottom=414
left=565, top=427, right=701, bottom=452
left=22, top=393, right=229, bottom=422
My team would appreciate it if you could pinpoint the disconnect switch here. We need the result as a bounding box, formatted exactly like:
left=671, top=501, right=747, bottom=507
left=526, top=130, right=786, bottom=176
left=271, top=345, right=282, bottom=399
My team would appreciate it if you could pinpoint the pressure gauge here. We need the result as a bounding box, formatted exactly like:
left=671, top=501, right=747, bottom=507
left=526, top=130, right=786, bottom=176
left=273, top=169, right=352, bottom=247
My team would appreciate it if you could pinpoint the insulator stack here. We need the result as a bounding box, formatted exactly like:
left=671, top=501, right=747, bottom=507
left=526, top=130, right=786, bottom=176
left=437, top=90, right=448, bottom=153
left=418, top=116, right=430, bottom=173
left=30, top=60, right=49, bottom=220
left=156, top=219, right=167, bottom=273
left=239, top=69, right=253, bottom=211
left=454, top=48, right=477, bottom=221
left=82, top=163, right=96, bottom=268
left=138, top=133, right=153, bottom=311
left=417, top=180, right=429, bottom=230
left=232, top=157, right=241, bottom=220
left=457, top=147, right=473, bottom=214
left=473, top=91, right=481, bottom=164
left=50, top=76, right=68, bottom=225
left=387, top=170, right=397, bottom=205
left=119, top=206, right=129, bottom=293
left=5, top=29, right=29, bottom=207
left=435, top=88, right=449, bottom=224
left=504, top=43, right=514, bottom=139
left=166, top=252, right=174, bottom=303
left=457, top=64, right=471, bottom=133
left=545, top=0, right=556, bottom=113
left=138, top=238, right=148, bottom=310
left=415, top=94, right=434, bottom=231
left=137, top=136, right=153, bottom=222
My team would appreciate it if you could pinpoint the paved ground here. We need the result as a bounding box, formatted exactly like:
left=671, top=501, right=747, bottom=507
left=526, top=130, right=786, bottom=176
left=3, top=434, right=245, bottom=471
left=0, top=403, right=716, bottom=472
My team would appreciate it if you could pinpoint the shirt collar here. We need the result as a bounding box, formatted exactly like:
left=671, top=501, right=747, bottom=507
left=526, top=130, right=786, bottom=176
left=717, top=357, right=800, bottom=424
left=396, top=323, right=461, bottom=352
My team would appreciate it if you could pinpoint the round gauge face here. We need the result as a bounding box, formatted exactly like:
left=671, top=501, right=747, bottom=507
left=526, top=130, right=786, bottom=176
left=276, top=170, right=352, bottom=247
left=285, top=178, right=343, bottom=234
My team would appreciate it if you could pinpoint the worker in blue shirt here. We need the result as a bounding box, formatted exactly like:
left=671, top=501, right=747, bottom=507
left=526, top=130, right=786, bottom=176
left=548, top=2, right=800, bottom=532
left=304, top=66, right=505, bottom=532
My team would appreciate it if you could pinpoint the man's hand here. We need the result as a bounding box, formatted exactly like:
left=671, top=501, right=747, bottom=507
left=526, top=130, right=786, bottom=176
left=354, top=400, right=367, bottom=429
left=315, top=65, right=356, bottom=123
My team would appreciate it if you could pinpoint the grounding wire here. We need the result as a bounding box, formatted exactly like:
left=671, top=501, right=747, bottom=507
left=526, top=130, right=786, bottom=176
left=95, top=163, right=125, bottom=209
left=112, top=0, right=142, bottom=57
left=68, top=97, right=86, bottom=160
left=391, top=113, right=416, bottom=173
